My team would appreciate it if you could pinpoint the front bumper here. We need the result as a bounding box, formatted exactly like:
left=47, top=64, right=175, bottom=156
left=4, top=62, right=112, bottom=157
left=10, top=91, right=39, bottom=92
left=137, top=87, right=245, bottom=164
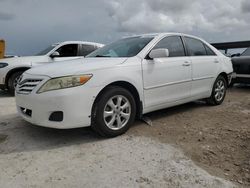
left=233, top=73, right=250, bottom=79
left=0, top=68, right=6, bottom=86
left=16, top=83, right=102, bottom=129
left=230, top=73, right=250, bottom=84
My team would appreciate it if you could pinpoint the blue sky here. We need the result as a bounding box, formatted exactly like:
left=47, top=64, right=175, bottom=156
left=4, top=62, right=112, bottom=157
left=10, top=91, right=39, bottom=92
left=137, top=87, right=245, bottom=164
left=0, top=0, right=250, bottom=56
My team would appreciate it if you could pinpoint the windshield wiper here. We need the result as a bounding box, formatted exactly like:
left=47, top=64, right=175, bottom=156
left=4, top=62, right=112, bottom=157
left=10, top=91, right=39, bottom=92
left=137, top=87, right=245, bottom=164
left=95, top=55, right=111, bottom=57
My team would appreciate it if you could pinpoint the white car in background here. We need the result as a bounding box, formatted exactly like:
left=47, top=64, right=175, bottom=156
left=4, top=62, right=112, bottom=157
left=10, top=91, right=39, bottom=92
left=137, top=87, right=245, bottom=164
left=15, top=33, right=233, bottom=137
left=0, top=41, right=104, bottom=94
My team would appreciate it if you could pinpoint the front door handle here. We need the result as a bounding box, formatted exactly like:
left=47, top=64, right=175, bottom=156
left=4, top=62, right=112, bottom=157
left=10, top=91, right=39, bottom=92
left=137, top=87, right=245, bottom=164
left=182, top=61, right=191, bottom=66
left=214, top=60, right=219, bottom=63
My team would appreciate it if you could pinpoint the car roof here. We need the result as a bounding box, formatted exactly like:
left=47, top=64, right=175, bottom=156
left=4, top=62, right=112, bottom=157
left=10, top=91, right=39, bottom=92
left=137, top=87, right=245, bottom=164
left=54, top=41, right=104, bottom=47
left=124, top=32, right=205, bottom=41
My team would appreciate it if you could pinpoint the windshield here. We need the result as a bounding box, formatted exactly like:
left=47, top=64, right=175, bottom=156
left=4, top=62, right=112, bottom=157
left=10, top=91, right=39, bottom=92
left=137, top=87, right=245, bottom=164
left=241, top=48, right=250, bottom=56
left=36, top=44, right=58, bottom=56
left=86, top=36, right=154, bottom=58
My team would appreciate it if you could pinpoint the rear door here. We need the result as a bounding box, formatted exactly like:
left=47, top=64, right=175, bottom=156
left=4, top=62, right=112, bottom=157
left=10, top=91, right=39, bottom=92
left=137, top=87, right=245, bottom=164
left=142, top=36, right=192, bottom=108
left=183, top=37, right=219, bottom=96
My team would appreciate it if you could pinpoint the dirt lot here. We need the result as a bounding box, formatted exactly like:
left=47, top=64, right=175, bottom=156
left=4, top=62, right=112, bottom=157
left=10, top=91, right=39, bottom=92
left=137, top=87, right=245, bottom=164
left=132, top=85, right=250, bottom=187
left=0, top=86, right=249, bottom=188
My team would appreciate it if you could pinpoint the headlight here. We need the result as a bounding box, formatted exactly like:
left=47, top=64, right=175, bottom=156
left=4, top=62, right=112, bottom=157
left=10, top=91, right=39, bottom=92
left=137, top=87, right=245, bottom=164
left=0, top=63, right=8, bottom=68
left=37, top=74, right=92, bottom=93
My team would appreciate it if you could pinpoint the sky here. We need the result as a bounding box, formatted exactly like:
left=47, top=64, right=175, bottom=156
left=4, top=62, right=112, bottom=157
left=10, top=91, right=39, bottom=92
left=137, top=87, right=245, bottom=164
left=0, top=0, right=250, bottom=55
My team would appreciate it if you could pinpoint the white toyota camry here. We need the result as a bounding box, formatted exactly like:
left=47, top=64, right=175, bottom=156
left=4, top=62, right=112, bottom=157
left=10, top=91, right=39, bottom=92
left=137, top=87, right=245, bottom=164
left=15, top=33, right=233, bottom=137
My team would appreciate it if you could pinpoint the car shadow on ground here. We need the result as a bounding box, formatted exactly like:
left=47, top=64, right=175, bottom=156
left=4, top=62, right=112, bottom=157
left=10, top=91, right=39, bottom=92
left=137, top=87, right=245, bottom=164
left=0, top=101, right=209, bottom=155
left=0, top=119, right=105, bottom=154
left=1, top=85, right=249, bottom=155
left=0, top=89, right=13, bottom=98
left=142, top=101, right=208, bottom=122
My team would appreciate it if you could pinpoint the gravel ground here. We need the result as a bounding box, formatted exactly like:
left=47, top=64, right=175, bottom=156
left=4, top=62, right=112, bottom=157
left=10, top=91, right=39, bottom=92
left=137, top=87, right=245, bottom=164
left=0, top=86, right=248, bottom=188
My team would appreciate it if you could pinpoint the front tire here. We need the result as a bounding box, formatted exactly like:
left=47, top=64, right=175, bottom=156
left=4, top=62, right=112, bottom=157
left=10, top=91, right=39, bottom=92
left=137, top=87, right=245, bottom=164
left=207, top=75, right=227, bottom=105
left=91, top=86, right=136, bottom=137
left=8, top=71, right=23, bottom=95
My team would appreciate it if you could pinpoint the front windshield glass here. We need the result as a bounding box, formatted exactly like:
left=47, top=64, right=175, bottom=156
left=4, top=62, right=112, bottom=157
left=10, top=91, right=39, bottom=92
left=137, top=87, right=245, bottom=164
left=36, top=44, right=58, bottom=56
left=86, top=36, right=154, bottom=58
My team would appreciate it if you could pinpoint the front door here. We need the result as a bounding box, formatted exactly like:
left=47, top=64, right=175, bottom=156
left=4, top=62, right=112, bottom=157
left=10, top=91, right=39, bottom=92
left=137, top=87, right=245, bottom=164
left=142, top=36, right=192, bottom=108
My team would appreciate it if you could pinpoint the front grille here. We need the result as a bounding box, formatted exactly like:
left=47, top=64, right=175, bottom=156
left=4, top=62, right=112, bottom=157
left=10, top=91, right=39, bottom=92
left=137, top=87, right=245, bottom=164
left=17, top=79, right=43, bottom=94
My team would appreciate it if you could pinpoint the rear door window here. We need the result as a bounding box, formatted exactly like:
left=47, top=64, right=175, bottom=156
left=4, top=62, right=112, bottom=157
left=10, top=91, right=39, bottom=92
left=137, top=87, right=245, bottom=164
left=204, top=44, right=216, bottom=56
left=184, top=37, right=207, bottom=56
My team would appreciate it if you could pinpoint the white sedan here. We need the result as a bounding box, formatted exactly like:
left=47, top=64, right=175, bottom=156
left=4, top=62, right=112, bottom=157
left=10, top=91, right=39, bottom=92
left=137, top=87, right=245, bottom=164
left=15, top=33, right=233, bottom=137
left=0, top=41, right=104, bottom=94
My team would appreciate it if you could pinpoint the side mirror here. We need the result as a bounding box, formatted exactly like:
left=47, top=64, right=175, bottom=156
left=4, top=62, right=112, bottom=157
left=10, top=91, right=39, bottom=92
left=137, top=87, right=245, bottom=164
left=50, top=51, right=60, bottom=58
left=149, top=48, right=169, bottom=59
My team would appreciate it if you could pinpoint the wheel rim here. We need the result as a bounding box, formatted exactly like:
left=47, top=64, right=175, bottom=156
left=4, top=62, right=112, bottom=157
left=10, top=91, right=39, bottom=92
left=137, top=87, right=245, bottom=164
left=13, top=76, right=20, bottom=89
left=214, top=80, right=225, bottom=102
left=103, top=95, right=131, bottom=130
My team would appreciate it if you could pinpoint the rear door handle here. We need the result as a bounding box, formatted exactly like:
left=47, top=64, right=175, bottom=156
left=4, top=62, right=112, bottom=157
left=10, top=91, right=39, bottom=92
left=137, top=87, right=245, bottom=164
left=214, top=60, right=219, bottom=63
left=182, top=61, right=191, bottom=66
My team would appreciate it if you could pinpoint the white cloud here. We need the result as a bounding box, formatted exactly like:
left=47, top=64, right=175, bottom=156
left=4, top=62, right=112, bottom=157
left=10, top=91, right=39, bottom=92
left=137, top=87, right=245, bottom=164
left=242, top=0, right=250, bottom=13
left=107, top=0, right=249, bottom=34
left=0, top=0, right=250, bottom=55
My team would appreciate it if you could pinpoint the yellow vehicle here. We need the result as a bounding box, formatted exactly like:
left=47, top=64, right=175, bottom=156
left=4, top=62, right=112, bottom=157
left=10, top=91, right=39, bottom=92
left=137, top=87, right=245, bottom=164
left=0, top=40, right=5, bottom=59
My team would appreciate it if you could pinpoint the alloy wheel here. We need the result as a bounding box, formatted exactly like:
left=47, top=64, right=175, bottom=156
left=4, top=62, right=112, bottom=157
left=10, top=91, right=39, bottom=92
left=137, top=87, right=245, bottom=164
left=103, top=95, right=131, bottom=130
left=13, top=76, right=20, bottom=89
left=214, top=80, right=225, bottom=102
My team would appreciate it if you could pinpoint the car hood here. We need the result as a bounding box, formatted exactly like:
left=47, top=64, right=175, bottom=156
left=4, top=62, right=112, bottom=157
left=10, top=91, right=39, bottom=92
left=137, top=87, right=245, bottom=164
left=0, top=56, right=46, bottom=65
left=25, top=57, right=128, bottom=78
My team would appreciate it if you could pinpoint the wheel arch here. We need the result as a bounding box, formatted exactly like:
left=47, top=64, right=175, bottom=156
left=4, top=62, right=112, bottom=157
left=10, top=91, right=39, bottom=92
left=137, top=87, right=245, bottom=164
left=92, top=81, right=143, bottom=119
left=5, top=67, right=30, bottom=87
left=218, top=72, right=229, bottom=87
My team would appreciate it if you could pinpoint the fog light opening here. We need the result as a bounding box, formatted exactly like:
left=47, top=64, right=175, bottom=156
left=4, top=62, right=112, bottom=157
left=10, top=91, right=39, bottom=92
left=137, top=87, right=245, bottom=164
left=49, top=111, right=63, bottom=122
left=20, top=107, right=32, bottom=117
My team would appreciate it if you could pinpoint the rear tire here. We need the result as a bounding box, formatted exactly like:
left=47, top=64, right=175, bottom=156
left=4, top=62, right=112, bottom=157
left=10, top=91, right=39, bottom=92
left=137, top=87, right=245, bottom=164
left=8, top=71, right=23, bottom=95
left=206, top=75, right=227, bottom=105
left=91, top=86, right=136, bottom=137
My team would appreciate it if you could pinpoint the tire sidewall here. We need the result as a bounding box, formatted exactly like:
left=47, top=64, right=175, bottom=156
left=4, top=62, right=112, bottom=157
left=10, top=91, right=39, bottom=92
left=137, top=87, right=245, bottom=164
left=8, top=71, right=23, bottom=94
left=92, top=87, right=136, bottom=137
